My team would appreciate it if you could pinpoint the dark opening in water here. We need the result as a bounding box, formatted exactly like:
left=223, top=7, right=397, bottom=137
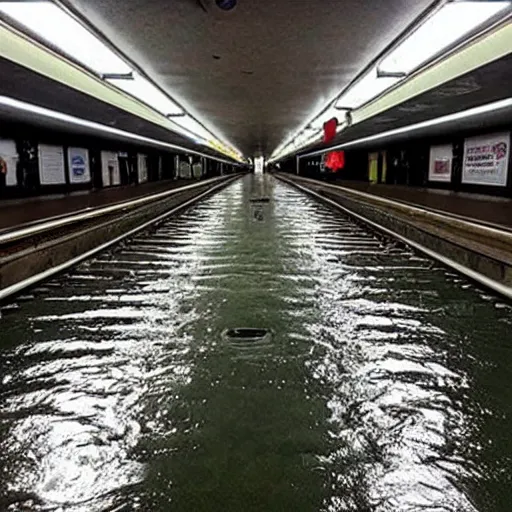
left=224, top=328, right=269, bottom=340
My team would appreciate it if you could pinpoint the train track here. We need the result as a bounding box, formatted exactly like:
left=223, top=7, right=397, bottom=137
left=276, top=173, right=512, bottom=300
left=0, top=174, right=242, bottom=301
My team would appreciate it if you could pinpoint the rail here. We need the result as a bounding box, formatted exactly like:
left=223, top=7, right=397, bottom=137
left=275, top=173, right=512, bottom=301
left=0, top=174, right=240, bottom=246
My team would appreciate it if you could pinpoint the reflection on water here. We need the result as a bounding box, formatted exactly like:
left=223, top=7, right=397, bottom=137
left=1, top=175, right=512, bottom=511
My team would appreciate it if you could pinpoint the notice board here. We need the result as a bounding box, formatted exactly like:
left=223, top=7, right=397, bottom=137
left=68, top=147, right=91, bottom=184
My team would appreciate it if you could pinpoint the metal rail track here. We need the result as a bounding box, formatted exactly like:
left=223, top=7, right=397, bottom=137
left=275, top=173, right=512, bottom=301
left=0, top=175, right=237, bottom=247
left=0, top=174, right=242, bottom=302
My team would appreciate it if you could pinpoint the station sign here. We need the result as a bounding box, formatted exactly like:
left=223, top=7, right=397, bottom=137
left=462, top=132, right=510, bottom=187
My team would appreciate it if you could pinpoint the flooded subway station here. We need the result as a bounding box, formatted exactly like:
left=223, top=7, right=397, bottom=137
left=0, top=174, right=511, bottom=511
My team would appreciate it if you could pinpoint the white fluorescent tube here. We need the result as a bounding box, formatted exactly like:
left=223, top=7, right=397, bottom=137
left=379, top=1, right=511, bottom=74
left=107, top=72, right=184, bottom=117
left=0, top=1, right=131, bottom=75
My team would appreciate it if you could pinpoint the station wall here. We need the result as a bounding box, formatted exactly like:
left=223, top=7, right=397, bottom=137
left=0, top=122, right=238, bottom=199
left=292, top=121, right=512, bottom=198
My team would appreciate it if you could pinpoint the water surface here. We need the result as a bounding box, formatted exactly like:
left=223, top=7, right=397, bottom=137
left=1, top=175, right=512, bottom=511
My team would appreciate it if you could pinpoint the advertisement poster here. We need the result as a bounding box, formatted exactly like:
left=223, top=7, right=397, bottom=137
left=179, top=161, right=191, bottom=179
left=192, top=162, right=202, bottom=179
left=0, top=139, right=18, bottom=186
left=38, top=144, right=66, bottom=185
left=429, top=144, right=453, bottom=182
left=368, top=152, right=378, bottom=184
left=138, top=154, right=148, bottom=183
left=68, top=147, right=91, bottom=184
left=462, top=132, right=510, bottom=186
left=101, top=151, right=120, bottom=187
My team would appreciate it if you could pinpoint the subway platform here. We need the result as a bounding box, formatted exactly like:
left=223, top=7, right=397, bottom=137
left=322, top=179, right=512, bottom=229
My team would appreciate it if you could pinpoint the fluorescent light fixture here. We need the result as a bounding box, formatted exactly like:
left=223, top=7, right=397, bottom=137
left=335, top=66, right=401, bottom=110
left=0, top=1, right=131, bottom=75
left=106, top=72, right=183, bottom=116
left=170, top=115, right=215, bottom=142
left=0, top=2, right=243, bottom=160
left=379, top=0, right=511, bottom=74
left=0, top=95, right=241, bottom=164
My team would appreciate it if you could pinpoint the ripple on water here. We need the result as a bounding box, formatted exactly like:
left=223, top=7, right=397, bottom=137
left=0, top=176, right=511, bottom=511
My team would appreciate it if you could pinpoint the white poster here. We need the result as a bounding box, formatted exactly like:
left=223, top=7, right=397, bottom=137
left=101, top=151, right=120, bottom=187
left=157, top=156, right=163, bottom=180
left=462, top=132, right=510, bottom=187
left=68, top=147, right=91, bottom=184
left=0, top=139, right=18, bottom=186
left=138, top=154, right=148, bottom=183
left=429, top=144, right=453, bottom=183
left=192, top=162, right=202, bottom=179
left=38, top=144, right=66, bottom=185
left=179, top=161, right=191, bottom=179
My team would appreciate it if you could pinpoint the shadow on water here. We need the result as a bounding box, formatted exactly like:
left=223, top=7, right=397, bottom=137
left=0, top=175, right=512, bottom=511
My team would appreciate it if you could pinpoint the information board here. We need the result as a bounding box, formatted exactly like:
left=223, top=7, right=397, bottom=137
left=429, top=144, right=453, bottom=183
left=39, top=144, right=66, bottom=185
left=68, top=147, right=91, bottom=184
left=462, top=132, right=510, bottom=187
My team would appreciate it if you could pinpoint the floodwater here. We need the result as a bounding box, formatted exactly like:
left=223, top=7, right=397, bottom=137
left=1, top=174, right=512, bottom=511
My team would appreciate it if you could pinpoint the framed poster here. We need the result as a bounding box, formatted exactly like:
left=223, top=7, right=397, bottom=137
left=38, top=144, right=66, bottom=185
left=192, top=162, right=202, bottom=179
left=368, top=152, right=378, bottom=184
left=137, top=154, right=148, bottom=183
left=462, top=132, right=510, bottom=187
left=100, top=151, right=120, bottom=187
left=429, top=144, right=453, bottom=182
left=179, top=160, right=191, bottom=179
left=68, top=147, right=91, bottom=184
left=0, top=139, right=18, bottom=186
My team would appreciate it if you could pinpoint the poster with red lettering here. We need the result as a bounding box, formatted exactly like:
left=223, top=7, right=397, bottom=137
left=462, top=132, right=510, bottom=186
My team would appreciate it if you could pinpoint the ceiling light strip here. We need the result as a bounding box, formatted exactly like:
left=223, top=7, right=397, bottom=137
left=52, top=0, right=244, bottom=160
left=271, top=14, right=512, bottom=162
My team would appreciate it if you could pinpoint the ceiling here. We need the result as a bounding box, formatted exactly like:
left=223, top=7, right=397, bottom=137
left=58, top=0, right=436, bottom=157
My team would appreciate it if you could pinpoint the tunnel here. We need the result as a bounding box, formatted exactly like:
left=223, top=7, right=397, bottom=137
left=0, top=1, right=512, bottom=511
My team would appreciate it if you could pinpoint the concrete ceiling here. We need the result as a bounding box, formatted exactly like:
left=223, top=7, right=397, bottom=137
left=59, top=0, right=436, bottom=157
